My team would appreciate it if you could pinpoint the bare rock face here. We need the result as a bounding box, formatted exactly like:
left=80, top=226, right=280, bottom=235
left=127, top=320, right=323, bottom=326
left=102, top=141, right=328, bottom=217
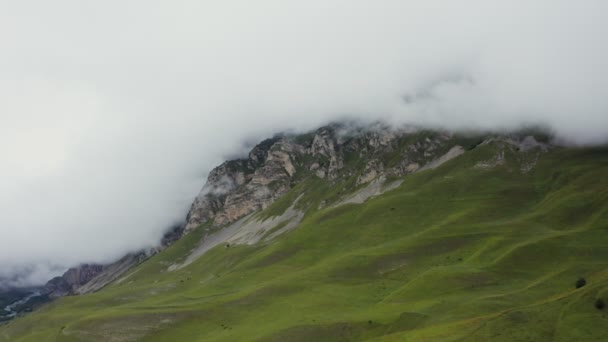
left=42, top=224, right=179, bottom=299
left=357, top=160, right=383, bottom=185
left=184, top=159, right=251, bottom=229
left=183, top=124, right=470, bottom=232
left=73, top=252, right=151, bottom=295
left=185, top=137, right=304, bottom=230
left=309, top=127, right=343, bottom=179
left=43, top=264, right=105, bottom=298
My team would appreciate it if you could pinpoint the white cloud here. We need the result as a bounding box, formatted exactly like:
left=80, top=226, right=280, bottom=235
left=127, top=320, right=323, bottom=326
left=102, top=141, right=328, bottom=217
left=1, top=0, right=607, bottom=286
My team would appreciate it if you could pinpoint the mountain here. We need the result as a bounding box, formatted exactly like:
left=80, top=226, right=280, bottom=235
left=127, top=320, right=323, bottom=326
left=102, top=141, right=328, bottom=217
left=1, top=123, right=608, bottom=341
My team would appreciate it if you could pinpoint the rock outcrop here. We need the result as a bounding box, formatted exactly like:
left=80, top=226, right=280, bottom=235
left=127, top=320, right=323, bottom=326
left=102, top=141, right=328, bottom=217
left=42, top=225, right=181, bottom=298
left=184, top=137, right=305, bottom=231
left=184, top=125, right=555, bottom=234
left=43, top=264, right=105, bottom=298
left=183, top=124, right=466, bottom=232
left=72, top=252, right=151, bottom=295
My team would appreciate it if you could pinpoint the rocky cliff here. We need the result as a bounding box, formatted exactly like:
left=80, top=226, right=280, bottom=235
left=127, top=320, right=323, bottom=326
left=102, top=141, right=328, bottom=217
left=42, top=264, right=105, bottom=298
left=41, top=224, right=184, bottom=298
left=183, top=123, right=542, bottom=233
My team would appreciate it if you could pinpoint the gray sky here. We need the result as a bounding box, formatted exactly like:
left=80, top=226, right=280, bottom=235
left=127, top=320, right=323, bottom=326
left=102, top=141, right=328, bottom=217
left=1, top=0, right=607, bottom=286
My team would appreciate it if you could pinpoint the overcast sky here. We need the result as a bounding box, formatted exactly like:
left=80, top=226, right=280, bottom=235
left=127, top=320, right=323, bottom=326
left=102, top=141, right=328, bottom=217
left=1, top=0, right=607, bottom=287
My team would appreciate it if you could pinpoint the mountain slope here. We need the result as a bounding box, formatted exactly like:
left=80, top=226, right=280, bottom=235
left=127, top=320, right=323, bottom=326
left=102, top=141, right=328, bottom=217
left=2, top=126, right=608, bottom=341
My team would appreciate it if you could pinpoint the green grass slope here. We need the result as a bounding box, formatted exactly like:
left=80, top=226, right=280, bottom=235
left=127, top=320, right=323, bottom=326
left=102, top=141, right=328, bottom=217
left=2, top=143, right=608, bottom=341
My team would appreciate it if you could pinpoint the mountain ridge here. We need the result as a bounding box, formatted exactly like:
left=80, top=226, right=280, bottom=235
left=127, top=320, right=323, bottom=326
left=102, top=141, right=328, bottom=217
left=7, top=123, right=604, bottom=342
left=34, top=124, right=552, bottom=299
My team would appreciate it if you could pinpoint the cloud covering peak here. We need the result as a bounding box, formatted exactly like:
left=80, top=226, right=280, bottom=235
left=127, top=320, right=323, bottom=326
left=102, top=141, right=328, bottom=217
left=1, top=0, right=607, bottom=286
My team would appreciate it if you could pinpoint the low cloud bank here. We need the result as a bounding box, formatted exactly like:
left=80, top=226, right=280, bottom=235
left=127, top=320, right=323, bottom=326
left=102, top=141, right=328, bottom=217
left=1, top=0, right=607, bottom=286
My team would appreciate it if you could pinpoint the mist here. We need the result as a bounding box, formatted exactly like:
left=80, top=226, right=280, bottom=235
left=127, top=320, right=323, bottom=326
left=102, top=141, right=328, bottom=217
left=1, top=0, right=607, bottom=286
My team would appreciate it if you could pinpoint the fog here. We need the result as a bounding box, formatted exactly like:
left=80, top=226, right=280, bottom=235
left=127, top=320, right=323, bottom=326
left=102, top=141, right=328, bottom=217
left=1, top=0, right=607, bottom=286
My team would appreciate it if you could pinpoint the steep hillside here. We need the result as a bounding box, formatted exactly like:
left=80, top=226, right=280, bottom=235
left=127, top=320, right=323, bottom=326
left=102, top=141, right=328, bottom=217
left=2, top=125, right=608, bottom=341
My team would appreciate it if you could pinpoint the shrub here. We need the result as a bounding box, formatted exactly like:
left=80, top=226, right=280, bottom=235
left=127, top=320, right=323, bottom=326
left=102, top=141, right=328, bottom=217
left=576, top=278, right=587, bottom=289
left=595, top=299, right=605, bottom=310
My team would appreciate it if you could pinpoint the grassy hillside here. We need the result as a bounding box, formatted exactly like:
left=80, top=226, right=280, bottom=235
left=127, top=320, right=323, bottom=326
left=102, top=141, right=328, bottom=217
left=2, top=142, right=608, bottom=341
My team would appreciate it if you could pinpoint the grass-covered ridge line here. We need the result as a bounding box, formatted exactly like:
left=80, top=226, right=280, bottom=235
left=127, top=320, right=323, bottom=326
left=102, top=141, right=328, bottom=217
left=2, top=143, right=608, bottom=341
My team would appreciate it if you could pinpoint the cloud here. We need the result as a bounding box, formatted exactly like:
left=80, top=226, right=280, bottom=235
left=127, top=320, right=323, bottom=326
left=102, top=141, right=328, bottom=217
left=1, top=0, right=607, bottom=286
